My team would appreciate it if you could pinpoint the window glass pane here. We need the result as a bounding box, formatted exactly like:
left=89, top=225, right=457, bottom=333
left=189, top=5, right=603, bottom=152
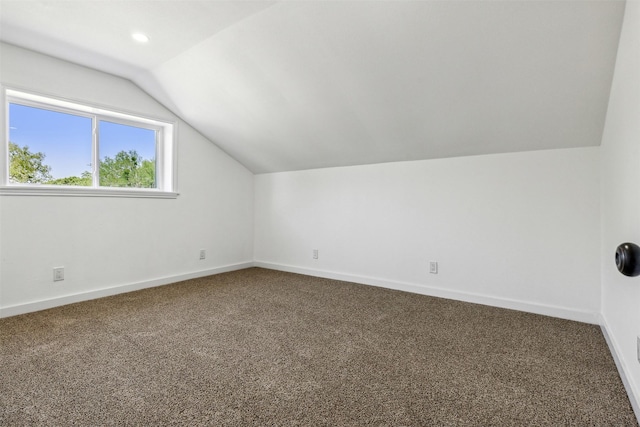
left=8, top=103, right=92, bottom=185
left=98, top=120, right=156, bottom=188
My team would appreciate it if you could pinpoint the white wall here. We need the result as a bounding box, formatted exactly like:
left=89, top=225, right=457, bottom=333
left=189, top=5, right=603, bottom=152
left=600, top=1, right=640, bottom=417
left=255, top=147, right=601, bottom=323
left=0, top=43, right=254, bottom=316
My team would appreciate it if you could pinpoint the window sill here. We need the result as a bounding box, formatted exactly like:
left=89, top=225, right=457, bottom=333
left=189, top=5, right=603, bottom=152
left=0, top=185, right=179, bottom=199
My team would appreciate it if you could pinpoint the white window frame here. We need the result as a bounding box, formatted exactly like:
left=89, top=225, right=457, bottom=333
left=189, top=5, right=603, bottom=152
left=0, top=87, right=178, bottom=198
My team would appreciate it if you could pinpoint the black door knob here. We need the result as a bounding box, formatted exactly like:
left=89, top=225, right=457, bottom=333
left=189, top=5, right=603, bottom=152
left=615, top=243, right=640, bottom=277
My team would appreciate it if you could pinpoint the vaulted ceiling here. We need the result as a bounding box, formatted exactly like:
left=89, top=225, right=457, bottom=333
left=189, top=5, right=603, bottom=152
left=0, top=1, right=625, bottom=173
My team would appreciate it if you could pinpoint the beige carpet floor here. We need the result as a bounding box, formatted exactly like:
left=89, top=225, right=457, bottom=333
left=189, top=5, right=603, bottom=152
left=1, top=267, right=637, bottom=426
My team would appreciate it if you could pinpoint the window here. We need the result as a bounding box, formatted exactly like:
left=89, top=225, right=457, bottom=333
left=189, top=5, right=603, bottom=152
left=1, top=88, right=177, bottom=198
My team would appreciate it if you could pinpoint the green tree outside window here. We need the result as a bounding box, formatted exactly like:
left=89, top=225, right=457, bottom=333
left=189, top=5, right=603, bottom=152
left=8, top=142, right=154, bottom=188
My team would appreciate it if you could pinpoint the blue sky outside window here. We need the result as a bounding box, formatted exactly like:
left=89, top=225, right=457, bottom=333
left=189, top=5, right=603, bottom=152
left=9, top=103, right=158, bottom=188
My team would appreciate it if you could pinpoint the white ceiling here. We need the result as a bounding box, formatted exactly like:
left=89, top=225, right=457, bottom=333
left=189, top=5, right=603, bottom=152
left=0, top=1, right=625, bottom=173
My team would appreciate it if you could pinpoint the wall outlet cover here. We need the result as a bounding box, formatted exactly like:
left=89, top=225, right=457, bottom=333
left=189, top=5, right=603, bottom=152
left=429, top=261, right=438, bottom=274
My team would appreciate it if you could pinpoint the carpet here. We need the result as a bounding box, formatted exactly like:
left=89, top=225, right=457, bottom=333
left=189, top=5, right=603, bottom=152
left=1, top=268, right=637, bottom=426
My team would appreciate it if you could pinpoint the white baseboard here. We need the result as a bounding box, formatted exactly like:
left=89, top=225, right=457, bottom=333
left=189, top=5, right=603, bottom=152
left=4, top=260, right=601, bottom=325
left=0, top=261, right=253, bottom=318
left=599, top=315, right=640, bottom=423
left=253, top=261, right=601, bottom=324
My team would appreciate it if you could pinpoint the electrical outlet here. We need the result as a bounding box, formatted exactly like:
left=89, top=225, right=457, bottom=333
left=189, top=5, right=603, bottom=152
left=199, top=249, right=206, bottom=260
left=53, top=267, right=64, bottom=282
left=429, top=261, right=438, bottom=274
left=313, top=249, right=319, bottom=259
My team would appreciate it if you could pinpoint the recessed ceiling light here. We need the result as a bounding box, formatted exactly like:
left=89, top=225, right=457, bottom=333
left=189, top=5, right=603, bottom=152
left=132, top=32, right=149, bottom=43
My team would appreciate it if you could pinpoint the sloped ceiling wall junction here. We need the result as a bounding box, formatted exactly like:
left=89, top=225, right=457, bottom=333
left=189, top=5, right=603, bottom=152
left=0, top=1, right=626, bottom=173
